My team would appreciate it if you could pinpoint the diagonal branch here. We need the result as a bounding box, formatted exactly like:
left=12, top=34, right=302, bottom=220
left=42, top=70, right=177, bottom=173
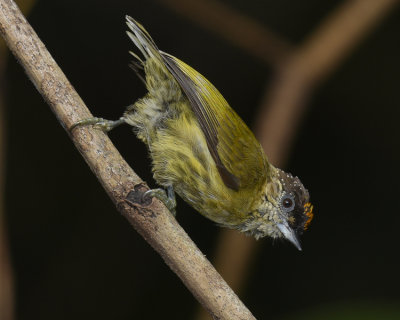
left=0, top=0, right=255, bottom=319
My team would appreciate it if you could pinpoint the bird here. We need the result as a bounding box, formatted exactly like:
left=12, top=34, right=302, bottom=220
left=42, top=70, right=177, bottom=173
left=71, top=16, right=313, bottom=250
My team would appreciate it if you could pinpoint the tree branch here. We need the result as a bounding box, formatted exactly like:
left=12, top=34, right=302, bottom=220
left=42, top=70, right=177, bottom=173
left=0, top=0, right=255, bottom=319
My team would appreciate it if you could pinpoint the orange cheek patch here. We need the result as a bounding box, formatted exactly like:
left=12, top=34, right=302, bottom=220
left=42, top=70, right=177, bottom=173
left=304, top=202, right=314, bottom=230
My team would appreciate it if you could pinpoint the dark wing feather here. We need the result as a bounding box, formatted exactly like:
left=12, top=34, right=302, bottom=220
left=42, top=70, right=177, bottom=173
left=161, top=53, right=268, bottom=192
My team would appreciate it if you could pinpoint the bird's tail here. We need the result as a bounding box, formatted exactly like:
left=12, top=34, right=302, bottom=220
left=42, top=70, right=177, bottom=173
left=125, top=15, right=163, bottom=65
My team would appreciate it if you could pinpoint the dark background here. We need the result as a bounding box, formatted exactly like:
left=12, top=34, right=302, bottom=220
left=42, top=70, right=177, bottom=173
left=4, top=0, right=400, bottom=319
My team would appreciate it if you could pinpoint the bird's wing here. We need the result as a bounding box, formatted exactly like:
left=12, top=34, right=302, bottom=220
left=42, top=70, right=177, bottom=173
left=161, top=53, right=268, bottom=192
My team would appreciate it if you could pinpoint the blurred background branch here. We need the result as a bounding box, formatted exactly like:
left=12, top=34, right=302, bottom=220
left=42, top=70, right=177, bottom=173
left=0, top=46, right=13, bottom=320
left=158, top=0, right=292, bottom=67
left=257, top=0, right=399, bottom=163
left=0, top=2, right=36, bottom=319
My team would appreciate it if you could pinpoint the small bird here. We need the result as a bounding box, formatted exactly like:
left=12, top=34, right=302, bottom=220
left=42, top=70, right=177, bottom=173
left=72, top=16, right=313, bottom=250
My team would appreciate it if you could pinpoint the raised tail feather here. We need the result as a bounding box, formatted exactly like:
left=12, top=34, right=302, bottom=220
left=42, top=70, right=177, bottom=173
left=126, top=15, right=162, bottom=64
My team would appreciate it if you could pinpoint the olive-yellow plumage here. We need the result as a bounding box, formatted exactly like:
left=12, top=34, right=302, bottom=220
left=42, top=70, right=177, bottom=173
left=73, top=16, right=313, bottom=250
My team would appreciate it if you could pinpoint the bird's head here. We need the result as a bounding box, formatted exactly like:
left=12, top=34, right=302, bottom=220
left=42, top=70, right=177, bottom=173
left=241, top=168, right=313, bottom=250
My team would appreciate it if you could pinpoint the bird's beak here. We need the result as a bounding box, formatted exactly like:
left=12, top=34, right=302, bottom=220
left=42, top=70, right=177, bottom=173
left=277, top=223, right=302, bottom=251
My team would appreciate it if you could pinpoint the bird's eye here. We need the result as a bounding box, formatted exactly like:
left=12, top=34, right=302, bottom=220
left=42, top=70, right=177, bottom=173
left=281, top=194, right=295, bottom=212
left=283, top=198, right=293, bottom=208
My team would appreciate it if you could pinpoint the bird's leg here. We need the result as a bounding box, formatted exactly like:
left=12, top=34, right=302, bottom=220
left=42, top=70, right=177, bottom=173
left=143, top=185, right=177, bottom=216
left=70, top=117, right=126, bottom=132
left=71, top=114, right=178, bottom=216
